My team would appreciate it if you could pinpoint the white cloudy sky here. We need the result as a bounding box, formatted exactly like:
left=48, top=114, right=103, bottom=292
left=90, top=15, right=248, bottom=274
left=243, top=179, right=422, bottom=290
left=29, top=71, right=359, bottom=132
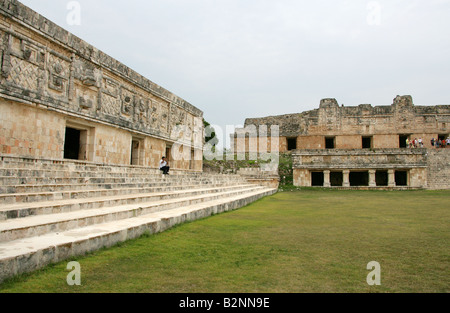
left=20, top=0, right=450, bottom=146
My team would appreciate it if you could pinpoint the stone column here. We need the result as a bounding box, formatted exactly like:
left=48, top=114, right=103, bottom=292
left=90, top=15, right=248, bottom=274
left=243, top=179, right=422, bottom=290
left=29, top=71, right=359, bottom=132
left=388, top=169, right=396, bottom=187
left=369, top=170, right=377, bottom=187
left=343, top=170, right=350, bottom=187
left=323, top=170, right=331, bottom=187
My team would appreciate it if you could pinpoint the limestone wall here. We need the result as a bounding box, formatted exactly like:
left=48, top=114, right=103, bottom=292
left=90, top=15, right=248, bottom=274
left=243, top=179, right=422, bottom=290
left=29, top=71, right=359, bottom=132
left=0, top=98, right=65, bottom=159
left=427, top=149, right=450, bottom=190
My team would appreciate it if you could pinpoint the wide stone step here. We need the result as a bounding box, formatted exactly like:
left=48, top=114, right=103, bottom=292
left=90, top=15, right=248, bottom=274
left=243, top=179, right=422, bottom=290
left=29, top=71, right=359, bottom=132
left=0, top=177, right=247, bottom=194
left=0, top=187, right=277, bottom=284
left=0, top=184, right=256, bottom=221
left=0, top=157, right=161, bottom=173
left=0, top=185, right=266, bottom=242
left=0, top=174, right=247, bottom=188
left=0, top=168, right=201, bottom=180
left=0, top=181, right=253, bottom=204
left=0, top=167, right=145, bottom=176
left=0, top=163, right=235, bottom=179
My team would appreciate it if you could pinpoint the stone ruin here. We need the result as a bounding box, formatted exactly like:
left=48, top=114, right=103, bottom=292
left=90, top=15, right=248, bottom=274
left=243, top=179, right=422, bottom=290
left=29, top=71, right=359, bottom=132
left=232, top=95, right=450, bottom=189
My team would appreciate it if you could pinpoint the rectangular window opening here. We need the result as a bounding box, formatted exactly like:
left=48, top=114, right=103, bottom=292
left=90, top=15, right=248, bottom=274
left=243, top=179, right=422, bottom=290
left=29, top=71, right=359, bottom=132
left=287, top=138, right=297, bottom=151
left=399, top=134, right=410, bottom=148
left=325, top=137, right=335, bottom=149
left=349, top=171, right=369, bottom=187
left=330, top=171, right=343, bottom=187
left=376, top=170, right=388, bottom=187
left=311, top=172, right=324, bottom=187
left=362, top=136, right=373, bottom=149
left=395, top=171, right=408, bottom=186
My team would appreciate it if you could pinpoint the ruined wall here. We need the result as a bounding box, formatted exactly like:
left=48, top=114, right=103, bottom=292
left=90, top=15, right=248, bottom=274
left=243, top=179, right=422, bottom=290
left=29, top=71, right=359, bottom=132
left=0, top=0, right=203, bottom=170
left=236, top=96, right=450, bottom=151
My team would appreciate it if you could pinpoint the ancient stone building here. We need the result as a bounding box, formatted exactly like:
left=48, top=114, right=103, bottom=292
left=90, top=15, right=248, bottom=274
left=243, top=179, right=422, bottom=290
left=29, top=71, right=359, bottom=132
left=233, top=95, right=450, bottom=189
left=0, top=1, right=279, bottom=283
left=0, top=0, right=203, bottom=171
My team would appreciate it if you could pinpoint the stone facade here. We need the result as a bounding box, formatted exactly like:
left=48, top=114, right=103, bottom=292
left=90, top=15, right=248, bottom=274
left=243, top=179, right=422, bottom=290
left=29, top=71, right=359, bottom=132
left=234, top=95, right=450, bottom=153
left=292, top=149, right=429, bottom=188
left=0, top=0, right=203, bottom=171
left=233, top=95, right=450, bottom=189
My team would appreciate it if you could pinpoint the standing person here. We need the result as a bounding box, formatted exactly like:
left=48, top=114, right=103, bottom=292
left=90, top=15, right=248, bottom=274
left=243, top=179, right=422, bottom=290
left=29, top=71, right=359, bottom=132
left=159, top=157, right=170, bottom=175
left=447, top=137, right=450, bottom=147
left=406, top=138, right=410, bottom=148
left=431, top=138, right=435, bottom=148
left=418, top=138, right=423, bottom=148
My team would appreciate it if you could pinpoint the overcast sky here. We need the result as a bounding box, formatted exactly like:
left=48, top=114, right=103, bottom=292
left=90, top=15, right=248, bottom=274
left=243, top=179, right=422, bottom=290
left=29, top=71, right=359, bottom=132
left=20, top=0, right=450, bottom=146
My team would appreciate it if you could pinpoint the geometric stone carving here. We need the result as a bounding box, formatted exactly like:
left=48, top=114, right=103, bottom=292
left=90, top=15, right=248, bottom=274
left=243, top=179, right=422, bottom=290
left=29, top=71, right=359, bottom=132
left=48, top=55, right=69, bottom=94
left=101, top=77, right=120, bottom=116
left=120, top=88, right=135, bottom=117
left=9, top=55, right=40, bottom=91
left=135, top=97, right=149, bottom=124
left=81, top=64, right=96, bottom=86
left=79, top=96, right=93, bottom=109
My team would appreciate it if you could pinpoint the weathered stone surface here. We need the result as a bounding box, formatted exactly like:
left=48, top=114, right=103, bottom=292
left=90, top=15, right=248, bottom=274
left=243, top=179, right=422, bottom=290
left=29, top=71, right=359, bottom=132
left=233, top=96, right=449, bottom=189
left=234, top=95, right=450, bottom=152
left=0, top=156, right=278, bottom=283
left=0, top=0, right=204, bottom=169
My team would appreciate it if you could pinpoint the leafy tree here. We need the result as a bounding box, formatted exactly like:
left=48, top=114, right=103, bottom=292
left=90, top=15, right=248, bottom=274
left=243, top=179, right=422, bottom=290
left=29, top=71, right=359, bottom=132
left=203, top=119, right=219, bottom=147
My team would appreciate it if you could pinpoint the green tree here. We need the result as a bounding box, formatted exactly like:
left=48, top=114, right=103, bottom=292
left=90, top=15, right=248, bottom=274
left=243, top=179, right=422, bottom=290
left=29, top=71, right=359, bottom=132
left=203, top=119, right=219, bottom=148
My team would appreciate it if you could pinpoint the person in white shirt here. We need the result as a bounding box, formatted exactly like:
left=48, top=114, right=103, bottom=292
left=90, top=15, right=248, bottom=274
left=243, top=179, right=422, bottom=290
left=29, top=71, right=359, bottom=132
left=159, top=157, right=170, bottom=175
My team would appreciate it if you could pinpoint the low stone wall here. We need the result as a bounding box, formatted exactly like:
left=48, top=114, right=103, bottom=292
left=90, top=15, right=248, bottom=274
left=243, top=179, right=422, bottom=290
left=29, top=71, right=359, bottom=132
left=237, top=167, right=280, bottom=189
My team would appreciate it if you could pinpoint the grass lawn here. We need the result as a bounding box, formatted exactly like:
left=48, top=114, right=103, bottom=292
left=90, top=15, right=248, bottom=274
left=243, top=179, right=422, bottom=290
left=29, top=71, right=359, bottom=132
left=0, top=189, right=449, bottom=293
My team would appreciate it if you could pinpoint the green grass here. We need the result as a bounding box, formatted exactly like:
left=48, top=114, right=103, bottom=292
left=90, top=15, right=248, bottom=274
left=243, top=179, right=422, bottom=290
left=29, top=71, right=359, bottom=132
left=1, top=189, right=449, bottom=293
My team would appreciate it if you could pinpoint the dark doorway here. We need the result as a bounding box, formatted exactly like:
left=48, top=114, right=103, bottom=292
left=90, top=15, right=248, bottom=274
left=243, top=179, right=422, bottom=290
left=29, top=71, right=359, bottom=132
left=287, top=138, right=297, bottom=151
left=190, top=149, right=195, bottom=170
left=376, top=170, right=388, bottom=186
left=131, top=139, right=141, bottom=165
left=325, top=137, right=335, bottom=149
left=399, top=135, right=409, bottom=148
left=330, top=171, right=343, bottom=187
left=165, top=147, right=171, bottom=163
left=362, top=136, right=373, bottom=149
left=395, top=171, right=408, bottom=186
left=64, top=127, right=81, bottom=160
left=349, top=171, right=369, bottom=186
left=311, top=172, right=324, bottom=187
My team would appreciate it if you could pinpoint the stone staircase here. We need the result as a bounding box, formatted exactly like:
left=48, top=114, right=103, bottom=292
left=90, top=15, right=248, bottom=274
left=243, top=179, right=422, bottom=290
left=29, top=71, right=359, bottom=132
left=0, top=156, right=277, bottom=283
